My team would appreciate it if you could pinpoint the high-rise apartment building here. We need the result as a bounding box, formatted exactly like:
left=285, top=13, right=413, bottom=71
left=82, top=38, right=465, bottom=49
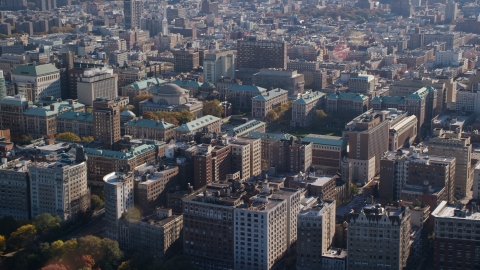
left=391, top=0, right=413, bottom=18
left=297, top=200, right=336, bottom=270
left=234, top=137, right=262, bottom=178
left=0, top=70, right=6, bottom=100
left=29, top=147, right=90, bottom=223
left=192, top=144, right=214, bottom=189
left=0, top=159, right=30, bottom=220
left=173, top=48, right=200, bottom=72
left=237, top=37, right=287, bottom=70
left=92, top=98, right=121, bottom=149
left=77, top=68, right=118, bottom=106
left=183, top=183, right=243, bottom=270
left=347, top=204, right=411, bottom=270
left=203, top=50, right=235, bottom=84
left=379, top=148, right=455, bottom=207
left=432, top=201, right=480, bottom=270
left=0, top=95, right=30, bottom=135
left=124, top=0, right=143, bottom=30
left=269, top=137, right=312, bottom=174
left=12, top=63, right=61, bottom=102
left=428, top=128, right=473, bottom=198
left=348, top=73, right=375, bottom=94
left=234, top=194, right=288, bottom=270
left=103, top=171, right=135, bottom=240
left=343, top=110, right=391, bottom=179
left=229, top=140, right=252, bottom=181
left=445, top=1, right=458, bottom=23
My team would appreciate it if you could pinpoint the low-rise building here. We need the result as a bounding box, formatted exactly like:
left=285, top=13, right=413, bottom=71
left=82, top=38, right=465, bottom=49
left=174, top=115, right=222, bottom=140
left=56, top=112, right=93, bottom=137
left=290, top=91, right=325, bottom=127
left=124, top=117, right=175, bottom=142
left=302, top=134, right=347, bottom=173
left=133, top=163, right=179, bottom=211
left=289, top=174, right=338, bottom=200
left=226, top=84, right=267, bottom=112
left=252, top=69, right=305, bottom=95
left=85, top=144, right=157, bottom=186
left=326, top=92, right=369, bottom=118
left=121, top=77, right=166, bottom=103
left=251, top=88, right=288, bottom=120
left=226, top=120, right=266, bottom=137
left=120, top=208, right=183, bottom=259
left=138, top=84, right=203, bottom=117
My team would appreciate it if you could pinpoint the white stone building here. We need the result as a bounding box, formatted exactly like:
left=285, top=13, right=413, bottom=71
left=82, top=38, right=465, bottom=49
left=29, top=147, right=90, bottom=223
left=203, top=50, right=235, bottom=84
left=103, top=171, right=135, bottom=240
left=77, top=67, right=118, bottom=106
left=12, top=63, right=61, bottom=102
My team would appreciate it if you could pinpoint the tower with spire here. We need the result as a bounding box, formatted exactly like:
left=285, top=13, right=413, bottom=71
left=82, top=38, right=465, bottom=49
left=162, top=5, right=169, bottom=35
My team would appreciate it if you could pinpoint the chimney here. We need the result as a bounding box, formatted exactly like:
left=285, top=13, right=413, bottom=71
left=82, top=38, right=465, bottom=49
left=50, top=104, right=55, bottom=111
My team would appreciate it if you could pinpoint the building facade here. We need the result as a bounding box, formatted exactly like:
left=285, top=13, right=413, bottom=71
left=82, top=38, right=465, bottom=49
left=0, top=159, right=30, bottom=220
left=29, top=148, right=90, bottom=223
left=252, top=88, right=288, bottom=120
left=290, top=91, right=325, bottom=127
left=12, top=63, right=61, bottom=102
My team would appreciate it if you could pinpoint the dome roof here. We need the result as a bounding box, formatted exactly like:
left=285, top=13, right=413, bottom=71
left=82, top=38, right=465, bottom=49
left=157, top=84, right=185, bottom=96
left=121, top=109, right=136, bottom=117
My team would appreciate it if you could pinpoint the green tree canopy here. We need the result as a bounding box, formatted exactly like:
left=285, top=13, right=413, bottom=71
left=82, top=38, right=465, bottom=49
left=8, top=224, right=37, bottom=250
left=56, top=132, right=80, bottom=142
left=349, top=183, right=359, bottom=198
left=33, top=213, right=61, bottom=236
left=91, top=194, right=104, bottom=211
left=203, top=99, right=224, bottom=117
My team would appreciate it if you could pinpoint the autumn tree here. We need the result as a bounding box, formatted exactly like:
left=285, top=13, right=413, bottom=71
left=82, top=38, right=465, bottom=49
left=0, top=235, right=6, bottom=255
left=75, top=254, right=95, bottom=269
left=265, top=110, right=278, bottom=124
left=56, top=132, right=80, bottom=142
left=41, top=264, right=67, bottom=270
left=141, top=111, right=158, bottom=120
left=203, top=99, right=224, bottom=117
left=8, top=224, right=37, bottom=250
left=153, top=110, right=194, bottom=126
left=312, top=109, right=328, bottom=129
left=132, top=94, right=152, bottom=114
left=81, top=136, right=94, bottom=143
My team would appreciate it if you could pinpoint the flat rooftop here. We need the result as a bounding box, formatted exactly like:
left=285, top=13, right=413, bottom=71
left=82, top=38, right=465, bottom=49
left=432, top=201, right=480, bottom=220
